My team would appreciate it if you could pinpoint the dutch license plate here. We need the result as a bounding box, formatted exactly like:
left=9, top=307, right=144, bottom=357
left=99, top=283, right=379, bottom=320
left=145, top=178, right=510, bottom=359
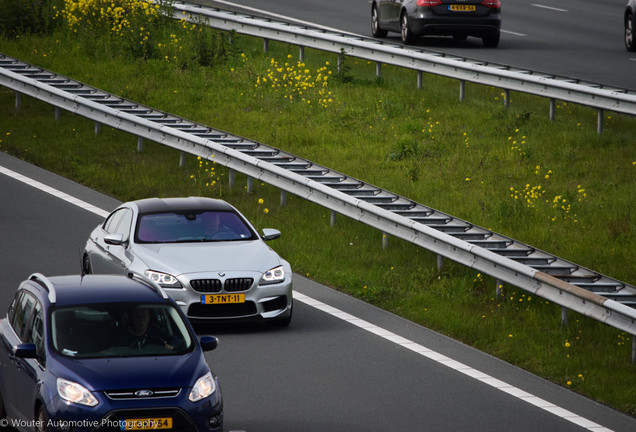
left=120, top=418, right=172, bottom=430
left=201, top=293, right=245, bottom=304
left=449, top=5, right=476, bottom=11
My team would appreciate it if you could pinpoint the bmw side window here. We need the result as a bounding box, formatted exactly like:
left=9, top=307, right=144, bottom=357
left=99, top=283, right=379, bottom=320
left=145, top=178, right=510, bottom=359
left=114, top=209, right=133, bottom=242
left=103, top=208, right=126, bottom=233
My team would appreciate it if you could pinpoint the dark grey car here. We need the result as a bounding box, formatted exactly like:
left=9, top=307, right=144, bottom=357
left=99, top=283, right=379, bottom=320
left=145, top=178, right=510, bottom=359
left=371, top=0, right=502, bottom=47
left=626, top=0, right=636, bottom=51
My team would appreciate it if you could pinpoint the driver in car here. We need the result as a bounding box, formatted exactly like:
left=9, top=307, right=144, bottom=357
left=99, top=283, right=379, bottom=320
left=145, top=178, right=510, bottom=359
left=124, top=307, right=174, bottom=351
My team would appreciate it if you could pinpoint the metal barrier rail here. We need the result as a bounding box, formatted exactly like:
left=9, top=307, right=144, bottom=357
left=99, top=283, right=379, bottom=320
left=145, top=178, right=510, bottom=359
left=1, top=53, right=635, bottom=361
left=172, top=1, right=636, bottom=134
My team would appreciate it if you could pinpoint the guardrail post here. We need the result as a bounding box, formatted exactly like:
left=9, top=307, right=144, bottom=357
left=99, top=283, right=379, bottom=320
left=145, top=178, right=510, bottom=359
left=437, top=254, right=444, bottom=271
left=228, top=168, right=235, bottom=187
left=417, top=71, right=423, bottom=90
left=459, top=80, right=465, bottom=102
left=247, top=176, right=253, bottom=193
left=330, top=210, right=336, bottom=226
left=496, top=280, right=503, bottom=296
left=263, top=38, right=269, bottom=53
left=376, top=62, right=381, bottom=78
left=549, top=98, right=556, bottom=121
left=55, top=106, right=61, bottom=121
left=299, top=46, right=304, bottom=62
left=94, top=122, right=100, bottom=135
left=280, top=190, right=287, bottom=206
left=137, top=137, right=143, bottom=152
left=14, top=91, right=21, bottom=109
left=179, top=151, right=186, bottom=167
left=382, top=233, right=388, bottom=249
left=503, top=89, right=510, bottom=108
left=597, top=108, right=604, bottom=134
left=561, top=307, right=569, bottom=327
left=632, top=337, right=635, bottom=363
left=337, top=53, right=342, bottom=74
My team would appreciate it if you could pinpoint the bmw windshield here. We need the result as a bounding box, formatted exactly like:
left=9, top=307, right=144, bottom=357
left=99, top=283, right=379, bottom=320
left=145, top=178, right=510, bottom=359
left=135, top=210, right=258, bottom=243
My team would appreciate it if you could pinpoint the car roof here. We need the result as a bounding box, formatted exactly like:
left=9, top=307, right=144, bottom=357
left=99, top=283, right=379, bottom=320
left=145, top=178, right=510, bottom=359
left=27, top=274, right=169, bottom=307
left=128, top=197, right=234, bottom=214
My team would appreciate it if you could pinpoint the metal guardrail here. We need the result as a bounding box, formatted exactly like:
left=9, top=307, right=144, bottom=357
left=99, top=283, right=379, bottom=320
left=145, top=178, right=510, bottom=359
left=172, top=1, right=636, bottom=134
left=1, top=53, right=635, bottom=361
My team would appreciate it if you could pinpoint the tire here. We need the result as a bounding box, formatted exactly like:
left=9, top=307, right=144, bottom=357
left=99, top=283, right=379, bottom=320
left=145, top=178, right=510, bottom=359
left=482, top=31, right=500, bottom=47
left=82, top=253, right=93, bottom=274
left=371, top=4, right=388, bottom=38
left=0, top=391, right=6, bottom=419
left=626, top=13, right=636, bottom=52
left=400, top=12, right=416, bottom=45
left=35, top=405, right=48, bottom=432
left=267, top=300, right=293, bottom=328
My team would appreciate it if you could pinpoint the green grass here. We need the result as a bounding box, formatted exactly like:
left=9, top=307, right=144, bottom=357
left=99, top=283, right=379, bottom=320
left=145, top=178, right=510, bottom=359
left=1, top=18, right=636, bottom=416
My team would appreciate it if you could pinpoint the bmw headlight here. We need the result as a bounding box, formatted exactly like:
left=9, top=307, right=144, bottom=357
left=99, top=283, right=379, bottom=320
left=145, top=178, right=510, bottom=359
left=259, top=265, right=285, bottom=285
left=189, top=372, right=216, bottom=402
left=144, top=270, right=182, bottom=288
left=57, top=378, right=98, bottom=407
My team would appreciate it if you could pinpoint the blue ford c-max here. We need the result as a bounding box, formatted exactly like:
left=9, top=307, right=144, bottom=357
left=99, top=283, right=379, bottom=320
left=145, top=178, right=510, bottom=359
left=0, top=273, right=223, bottom=432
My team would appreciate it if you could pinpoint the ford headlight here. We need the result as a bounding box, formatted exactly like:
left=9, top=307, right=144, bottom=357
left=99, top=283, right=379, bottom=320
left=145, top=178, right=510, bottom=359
left=189, top=372, right=216, bottom=402
left=259, top=266, right=285, bottom=285
left=57, top=378, right=98, bottom=407
left=144, top=270, right=182, bottom=288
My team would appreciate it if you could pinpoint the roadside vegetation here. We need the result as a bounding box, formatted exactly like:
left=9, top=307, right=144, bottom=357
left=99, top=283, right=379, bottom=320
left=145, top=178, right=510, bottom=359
left=1, top=0, right=635, bottom=415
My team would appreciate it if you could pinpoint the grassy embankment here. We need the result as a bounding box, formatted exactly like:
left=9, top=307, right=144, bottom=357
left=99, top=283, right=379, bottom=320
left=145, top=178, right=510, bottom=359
left=0, top=0, right=635, bottom=415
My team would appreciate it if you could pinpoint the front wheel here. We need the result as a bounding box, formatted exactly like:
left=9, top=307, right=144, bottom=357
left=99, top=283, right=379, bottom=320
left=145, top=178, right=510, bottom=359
left=400, top=12, right=416, bottom=44
left=267, top=300, right=293, bottom=328
left=82, top=253, right=93, bottom=274
left=371, top=4, right=387, bottom=38
left=35, top=406, right=49, bottom=432
left=626, top=13, right=636, bottom=52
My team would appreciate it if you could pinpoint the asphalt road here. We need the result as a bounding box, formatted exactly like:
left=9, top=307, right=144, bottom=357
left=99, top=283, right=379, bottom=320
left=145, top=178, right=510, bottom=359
left=201, top=0, right=636, bottom=90
left=2, top=152, right=635, bottom=431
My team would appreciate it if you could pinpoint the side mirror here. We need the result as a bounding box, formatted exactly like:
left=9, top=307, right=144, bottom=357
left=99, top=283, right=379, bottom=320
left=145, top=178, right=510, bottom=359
left=13, top=343, right=37, bottom=359
left=104, top=233, right=124, bottom=245
left=261, top=228, right=281, bottom=241
left=199, top=335, right=218, bottom=352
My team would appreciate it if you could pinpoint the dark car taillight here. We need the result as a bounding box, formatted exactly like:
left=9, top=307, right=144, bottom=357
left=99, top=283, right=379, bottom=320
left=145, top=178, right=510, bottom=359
left=482, top=0, right=501, bottom=8
left=417, top=0, right=442, bottom=6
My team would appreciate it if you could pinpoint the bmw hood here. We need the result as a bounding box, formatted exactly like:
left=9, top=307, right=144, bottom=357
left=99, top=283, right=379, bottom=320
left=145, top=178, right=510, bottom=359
left=132, top=240, right=282, bottom=275
left=53, top=352, right=208, bottom=391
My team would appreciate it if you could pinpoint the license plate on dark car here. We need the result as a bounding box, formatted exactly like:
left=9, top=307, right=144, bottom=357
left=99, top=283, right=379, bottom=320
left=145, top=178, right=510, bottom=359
left=449, top=5, right=476, bottom=11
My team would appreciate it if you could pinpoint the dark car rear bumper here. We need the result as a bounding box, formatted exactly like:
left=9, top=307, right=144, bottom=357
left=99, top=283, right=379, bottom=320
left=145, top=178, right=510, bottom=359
left=410, top=11, right=501, bottom=37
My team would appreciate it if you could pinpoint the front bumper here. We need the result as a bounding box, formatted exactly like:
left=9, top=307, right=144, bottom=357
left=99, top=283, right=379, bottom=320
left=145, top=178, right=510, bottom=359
left=166, top=270, right=293, bottom=321
left=45, top=386, right=223, bottom=432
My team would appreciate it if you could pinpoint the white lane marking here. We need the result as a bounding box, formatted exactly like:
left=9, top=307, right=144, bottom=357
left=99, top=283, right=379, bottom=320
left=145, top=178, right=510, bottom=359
left=294, top=291, right=614, bottom=432
left=0, top=165, right=110, bottom=218
left=532, top=4, right=568, bottom=12
left=502, top=29, right=527, bottom=37
left=0, top=163, right=616, bottom=432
